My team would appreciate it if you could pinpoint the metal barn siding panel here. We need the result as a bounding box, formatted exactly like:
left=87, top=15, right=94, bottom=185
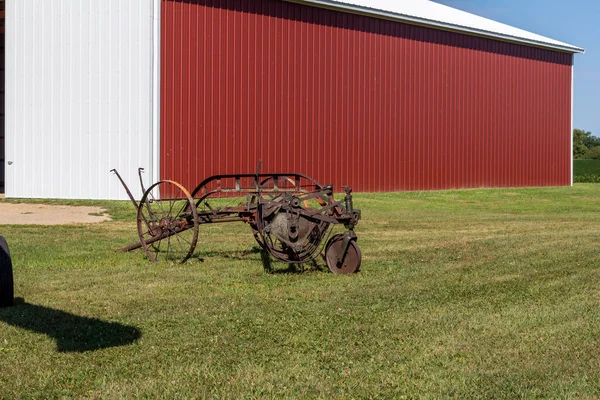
left=160, top=0, right=573, bottom=192
left=5, top=0, right=154, bottom=200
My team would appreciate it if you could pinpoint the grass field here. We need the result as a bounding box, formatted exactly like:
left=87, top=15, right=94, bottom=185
left=1, top=185, right=600, bottom=398
left=574, top=159, right=600, bottom=182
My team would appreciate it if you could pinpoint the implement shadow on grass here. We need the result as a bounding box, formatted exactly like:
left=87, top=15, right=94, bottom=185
left=0, top=298, right=141, bottom=353
left=259, top=248, right=327, bottom=275
left=202, top=245, right=326, bottom=274
left=200, top=246, right=264, bottom=260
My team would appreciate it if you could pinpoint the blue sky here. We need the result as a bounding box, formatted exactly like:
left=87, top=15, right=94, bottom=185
left=434, top=0, right=599, bottom=136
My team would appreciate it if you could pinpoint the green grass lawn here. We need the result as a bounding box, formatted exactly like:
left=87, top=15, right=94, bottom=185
left=1, top=185, right=600, bottom=398
left=574, top=159, right=600, bottom=182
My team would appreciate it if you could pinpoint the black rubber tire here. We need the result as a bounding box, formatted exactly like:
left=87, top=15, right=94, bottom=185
left=0, top=236, right=14, bottom=307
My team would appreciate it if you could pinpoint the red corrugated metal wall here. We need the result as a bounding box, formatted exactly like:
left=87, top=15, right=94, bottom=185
left=161, top=0, right=573, bottom=192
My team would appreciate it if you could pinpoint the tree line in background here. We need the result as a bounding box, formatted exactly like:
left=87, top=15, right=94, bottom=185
left=573, top=129, right=600, bottom=159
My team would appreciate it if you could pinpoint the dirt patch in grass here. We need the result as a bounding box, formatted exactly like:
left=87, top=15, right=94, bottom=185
left=0, top=203, right=110, bottom=225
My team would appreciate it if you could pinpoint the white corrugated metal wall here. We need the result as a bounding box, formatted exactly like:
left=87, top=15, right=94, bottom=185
left=5, top=0, right=155, bottom=200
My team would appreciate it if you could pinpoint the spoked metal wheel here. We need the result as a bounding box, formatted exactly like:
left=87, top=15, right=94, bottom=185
left=137, top=180, right=199, bottom=263
left=325, top=233, right=362, bottom=274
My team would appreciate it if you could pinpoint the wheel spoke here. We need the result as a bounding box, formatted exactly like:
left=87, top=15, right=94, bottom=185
left=137, top=181, right=199, bottom=263
left=174, top=230, right=192, bottom=247
left=166, top=231, right=171, bottom=261
left=173, top=230, right=187, bottom=256
left=155, top=233, right=162, bottom=260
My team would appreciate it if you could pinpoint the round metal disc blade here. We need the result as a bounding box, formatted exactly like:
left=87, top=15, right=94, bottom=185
left=325, top=234, right=361, bottom=274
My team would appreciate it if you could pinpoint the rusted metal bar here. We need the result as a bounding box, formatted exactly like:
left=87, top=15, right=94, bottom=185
left=111, top=169, right=139, bottom=209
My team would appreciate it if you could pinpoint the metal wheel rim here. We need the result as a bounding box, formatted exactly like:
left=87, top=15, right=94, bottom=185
left=325, top=234, right=361, bottom=274
left=136, top=180, right=199, bottom=263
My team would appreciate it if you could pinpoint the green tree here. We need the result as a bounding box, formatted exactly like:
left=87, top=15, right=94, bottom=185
left=588, top=146, right=600, bottom=160
left=580, top=129, right=600, bottom=149
left=573, top=129, right=589, bottom=159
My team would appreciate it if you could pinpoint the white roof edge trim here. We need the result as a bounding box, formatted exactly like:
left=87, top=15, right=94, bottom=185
left=287, top=0, right=585, bottom=54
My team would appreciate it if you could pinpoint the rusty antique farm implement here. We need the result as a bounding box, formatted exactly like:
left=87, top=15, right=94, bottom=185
left=112, top=164, right=362, bottom=274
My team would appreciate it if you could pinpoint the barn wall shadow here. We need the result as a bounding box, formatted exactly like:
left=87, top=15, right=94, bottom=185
left=173, top=0, right=572, bottom=66
left=0, top=298, right=141, bottom=353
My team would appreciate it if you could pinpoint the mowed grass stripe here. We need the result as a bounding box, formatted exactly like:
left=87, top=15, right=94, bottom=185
left=1, top=184, right=600, bottom=398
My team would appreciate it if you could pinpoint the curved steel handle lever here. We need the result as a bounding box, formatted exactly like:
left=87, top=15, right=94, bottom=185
left=138, top=168, right=146, bottom=194
left=111, top=168, right=139, bottom=209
